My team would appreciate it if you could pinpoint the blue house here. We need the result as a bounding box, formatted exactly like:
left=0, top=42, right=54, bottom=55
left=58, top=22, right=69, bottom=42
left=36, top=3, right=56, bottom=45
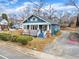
left=22, top=15, right=60, bottom=38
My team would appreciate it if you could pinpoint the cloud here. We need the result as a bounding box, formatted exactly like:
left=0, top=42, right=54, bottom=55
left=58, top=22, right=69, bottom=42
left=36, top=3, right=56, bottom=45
left=43, top=3, right=79, bottom=15
left=9, top=0, right=18, bottom=4
left=0, top=1, right=78, bottom=16
left=0, top=0, right=18, bottom=5
left=45, top=3, right=78, bottom=11
left=0, top=1, right=33, bottom=14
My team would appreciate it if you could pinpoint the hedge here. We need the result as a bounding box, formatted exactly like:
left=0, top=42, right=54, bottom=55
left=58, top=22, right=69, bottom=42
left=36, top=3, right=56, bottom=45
left=0, top=33, right=33, bottom=45
left=0, top=33, right=11, bottom=41
left=17, top=35, right=33, bottom=45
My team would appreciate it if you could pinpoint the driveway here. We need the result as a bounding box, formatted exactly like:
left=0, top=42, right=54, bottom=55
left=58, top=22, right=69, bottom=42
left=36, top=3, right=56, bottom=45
left=44, top=31, right=79, bottom=59
left=0, top=43, right=38, bottom=59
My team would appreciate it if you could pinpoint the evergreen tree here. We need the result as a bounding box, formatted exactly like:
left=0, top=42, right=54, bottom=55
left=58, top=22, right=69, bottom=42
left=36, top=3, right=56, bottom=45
left=2, top=13, right=8, bottom=21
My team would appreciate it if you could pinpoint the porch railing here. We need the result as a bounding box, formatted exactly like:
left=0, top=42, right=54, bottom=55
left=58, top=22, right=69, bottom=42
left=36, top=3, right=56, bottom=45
left=23, top=30, right=38, bottom=36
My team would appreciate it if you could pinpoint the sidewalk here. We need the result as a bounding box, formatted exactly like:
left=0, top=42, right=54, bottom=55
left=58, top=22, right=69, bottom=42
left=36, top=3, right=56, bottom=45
left=0, top=41, right=64, bottom=59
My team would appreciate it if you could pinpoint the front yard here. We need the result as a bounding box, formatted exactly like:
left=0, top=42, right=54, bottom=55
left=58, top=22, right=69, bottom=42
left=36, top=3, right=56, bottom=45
left=0, top=29, right=58, bottom=51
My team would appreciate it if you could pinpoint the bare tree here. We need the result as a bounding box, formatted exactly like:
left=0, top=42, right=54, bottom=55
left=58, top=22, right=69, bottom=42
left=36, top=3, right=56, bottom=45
left=68, top=0, right=79, bottom=27
left=47, top=4, right=57, bottom=19
left=60, top=11, right=71, bottom=28
left=18, top=6, right=30, bottom=20
left=29, top=0, right=45, bottom=15
left=68, top=0, right=79, bottom=11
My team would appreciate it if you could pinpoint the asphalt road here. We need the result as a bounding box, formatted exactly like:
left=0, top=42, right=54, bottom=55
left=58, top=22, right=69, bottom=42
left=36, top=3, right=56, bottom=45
left=0, top=56, right=6, bottom=59
left=0, top=45, right=38, bottom=59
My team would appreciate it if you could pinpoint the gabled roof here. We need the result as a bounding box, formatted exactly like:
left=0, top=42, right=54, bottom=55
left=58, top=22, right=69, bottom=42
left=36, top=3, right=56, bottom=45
left=23, top=14, right=59, bottom=24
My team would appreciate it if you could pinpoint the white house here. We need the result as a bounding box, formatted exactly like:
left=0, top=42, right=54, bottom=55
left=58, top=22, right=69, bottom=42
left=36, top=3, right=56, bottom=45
left=22, top=15, right=60, bottom=38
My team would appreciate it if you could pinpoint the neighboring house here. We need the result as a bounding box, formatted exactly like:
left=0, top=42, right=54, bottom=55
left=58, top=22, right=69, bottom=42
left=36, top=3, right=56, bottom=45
left=12, top=19, right=24, bottom=29
left=12, top=23, right=21, bottom=29
left=0, top=19, right=8, bottom=30
left=22, top=15, right=60, bottom=38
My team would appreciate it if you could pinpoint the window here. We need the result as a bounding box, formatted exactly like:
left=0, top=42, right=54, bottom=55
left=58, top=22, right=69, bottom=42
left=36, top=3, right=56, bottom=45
left=27, top=25, right=29, bottom=30
left=24, top=25, right=27, bottom=29
left=31, top=17, right=37, bottom=21
left=31, top=19, right=33, bottom=21
left=39, top=25, right=47, bottom=31
left=31, top=25, right=37, bottom=30
left=43, top=25, right=47, bottom=31
left=33, top=18, right=35, bottom=21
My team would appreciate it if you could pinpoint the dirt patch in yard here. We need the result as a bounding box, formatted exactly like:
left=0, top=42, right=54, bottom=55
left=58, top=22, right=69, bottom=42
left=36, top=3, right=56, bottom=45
left=26, top=37, right=55, bottom=51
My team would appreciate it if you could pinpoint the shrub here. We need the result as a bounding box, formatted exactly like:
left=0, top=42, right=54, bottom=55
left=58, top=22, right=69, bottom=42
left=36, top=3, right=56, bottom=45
left=0, top=33, right=11, bottom=41
left=0, top=33, right=33, bottom=45
left=10, top=35, right=18, bottom=42
left=17, top=36, right=28, bottom=45
left=27, top=36, right=33, bottom=41
left=17, top=36, right=33, bottom=45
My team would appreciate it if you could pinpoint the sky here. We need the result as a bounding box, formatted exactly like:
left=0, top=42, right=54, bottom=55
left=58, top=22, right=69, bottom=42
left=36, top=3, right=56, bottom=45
left=0, top=0, right=79, bottom=15
left=0, top=0, right=68, bottom=9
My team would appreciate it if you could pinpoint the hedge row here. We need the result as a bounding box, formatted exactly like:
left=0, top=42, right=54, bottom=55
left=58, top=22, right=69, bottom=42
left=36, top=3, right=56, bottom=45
left=0, top=33, right=33, bottom=45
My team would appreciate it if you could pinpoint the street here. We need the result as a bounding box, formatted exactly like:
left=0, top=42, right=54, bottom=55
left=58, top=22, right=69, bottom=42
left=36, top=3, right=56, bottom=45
left=0, top=44, right=38, bottom=59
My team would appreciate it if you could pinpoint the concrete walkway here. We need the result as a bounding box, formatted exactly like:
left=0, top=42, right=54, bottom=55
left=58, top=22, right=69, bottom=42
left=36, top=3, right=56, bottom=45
left=0, top=41, right=64, bottom=59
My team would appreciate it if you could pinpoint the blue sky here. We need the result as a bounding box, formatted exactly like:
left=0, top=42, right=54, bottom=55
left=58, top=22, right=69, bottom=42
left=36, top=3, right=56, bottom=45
left=0, top=0, right=68, bottom=8
left=0, top=0, right=78, bottom=14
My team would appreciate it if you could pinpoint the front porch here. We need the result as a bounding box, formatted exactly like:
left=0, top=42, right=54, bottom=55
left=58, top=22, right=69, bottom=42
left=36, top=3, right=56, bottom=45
left=23, top=24, right=51, bottom=37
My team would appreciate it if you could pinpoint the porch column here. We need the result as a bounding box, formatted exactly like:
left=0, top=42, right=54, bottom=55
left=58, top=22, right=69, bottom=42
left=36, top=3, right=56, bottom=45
left=47, top=25, right=49, bottom=31
left=29, top=25, right=31, bottom=30
left=37, top=25, right=39, bottom=30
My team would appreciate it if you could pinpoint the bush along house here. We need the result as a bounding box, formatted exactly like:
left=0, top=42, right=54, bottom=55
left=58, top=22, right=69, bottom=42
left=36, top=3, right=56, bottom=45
left=22, top=15, right=60, bottom=38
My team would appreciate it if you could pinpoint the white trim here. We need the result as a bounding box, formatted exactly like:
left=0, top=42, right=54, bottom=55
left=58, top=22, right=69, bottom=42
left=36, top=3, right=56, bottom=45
left=37, top=25, right=39, bottom=30
left=36, top=16, right=50, bottom=24
left=47, top=25, right=49, bottom=30
left=23, top=15, right=50, bottom=24
left=23, top=23, right=50, bottom=25
left=23, top=15, right=32, bottom=23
